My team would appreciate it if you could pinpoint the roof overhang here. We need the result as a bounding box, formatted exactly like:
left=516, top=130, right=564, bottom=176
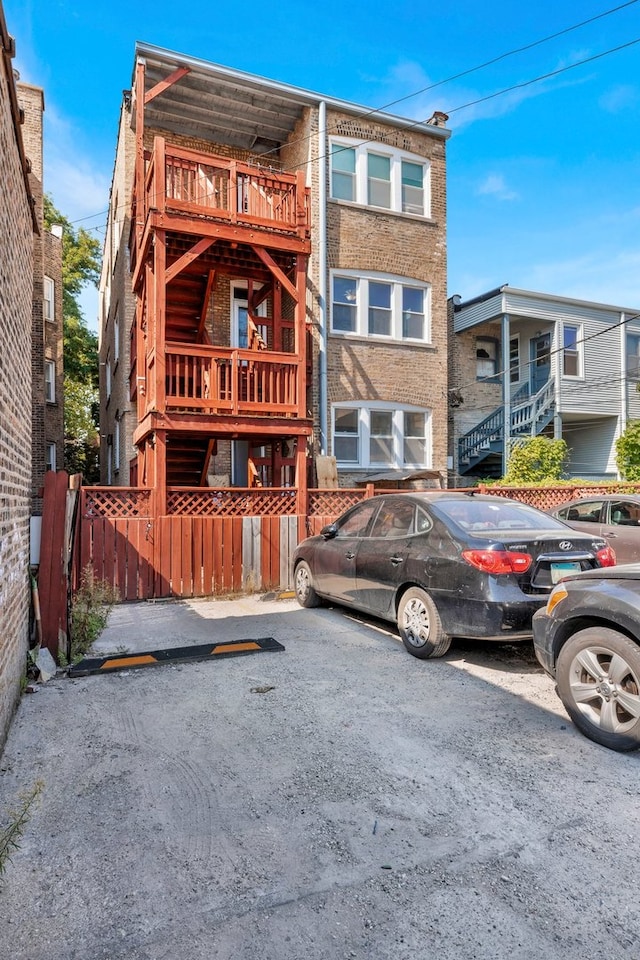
left=133, top=42, right=451, bottom=156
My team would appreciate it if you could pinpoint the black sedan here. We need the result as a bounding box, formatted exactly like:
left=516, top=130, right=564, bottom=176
left=533, top=565, right=640, bottom=751
left=293, top=492, right=616, bottom=659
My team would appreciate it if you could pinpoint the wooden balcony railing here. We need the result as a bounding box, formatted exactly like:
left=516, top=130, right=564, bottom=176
left=143, top=139, right=310, bottom=241
left=163, top=342, right=301, bottom=417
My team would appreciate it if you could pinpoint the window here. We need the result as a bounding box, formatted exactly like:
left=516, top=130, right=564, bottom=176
left=46, top=442, right=56, bottom=472
left=476, top=339, right=499, bottom=380
left=558, top=501, right=603, bottom=523
left=401, top=161, right=424, bottom=216
left=114, top=415, right=121, bottom=472
left=45, top=360, right=56, bottom=402
left=627, top=333, right=640, bottom=379
left=335, top=500, right=379, bottom=539
left=368, top=282, right=391, bottom=336
left=367, top=153, right=391, bottom=208
left=330, top=144, right=356, bottom=201
left=114, top=313, right=120, bottom=365
left=509, top=336, right=520, bottom=383
left=331, top=271, right=430, bottom=342
left=105, top=359, right=112, bottom=400
left=332, top=404, right=431, bottom=468
left=329, top=138, right=430, bottom=217
left=44, top=276, right=54, bottom=322
left=563, top=324, right=581, bottom=377
left=334, top=407, right=359, bottom=462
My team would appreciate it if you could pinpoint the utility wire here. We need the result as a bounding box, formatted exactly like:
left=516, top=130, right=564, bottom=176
left=64, top=2, right=640, bottom=226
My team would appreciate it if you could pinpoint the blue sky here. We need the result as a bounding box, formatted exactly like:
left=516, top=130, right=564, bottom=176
left=6, top=0, right=640, bottom=326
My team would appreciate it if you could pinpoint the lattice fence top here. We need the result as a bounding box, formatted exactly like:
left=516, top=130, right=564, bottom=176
left=82, top=488, right=151, bottom=518
left=167, top=488, right=297, bottom=516
left=308, top=489, right=365, bottom=517
left=477, top=484, right=640, bottom=512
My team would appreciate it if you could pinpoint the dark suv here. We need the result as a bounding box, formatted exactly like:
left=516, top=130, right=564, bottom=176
left=532, top=564, right=640, bottom=751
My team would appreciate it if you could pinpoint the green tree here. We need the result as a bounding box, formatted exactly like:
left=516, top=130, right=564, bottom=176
left=615, top=421, right=640, bottom=481
left=44, top=196, right=101, bottom=481
left=503, top=436, right=568, bottom=484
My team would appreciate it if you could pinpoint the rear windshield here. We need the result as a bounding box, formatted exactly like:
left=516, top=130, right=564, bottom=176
left=435, top=499, right=570, bottom=533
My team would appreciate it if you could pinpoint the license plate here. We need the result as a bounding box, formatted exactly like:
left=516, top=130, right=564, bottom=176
left=550, top=561, right=582, bottom=583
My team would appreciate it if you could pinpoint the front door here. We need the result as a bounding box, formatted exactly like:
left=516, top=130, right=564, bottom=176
left=530, top=333, right=551, bottom=394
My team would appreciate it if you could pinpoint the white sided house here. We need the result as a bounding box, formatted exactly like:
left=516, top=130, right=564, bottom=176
left=449, top=285, right=640, bottom=482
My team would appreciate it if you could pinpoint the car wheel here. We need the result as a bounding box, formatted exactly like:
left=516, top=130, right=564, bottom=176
left=294, top=560, right=321, bottom=609
left=556, top=627, right=640, bottom=752
left=397, top=587, right=451, bottom=659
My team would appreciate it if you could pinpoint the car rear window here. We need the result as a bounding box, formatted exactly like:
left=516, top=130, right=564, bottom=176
left=436, top=499, right=569, bottom=533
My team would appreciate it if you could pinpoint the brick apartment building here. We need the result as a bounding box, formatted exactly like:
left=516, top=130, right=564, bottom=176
left=99, top=44, right=450, bottom=498
left=0, top=5, right=36, bottom=748
left=0, top=3, right=64, bottom=748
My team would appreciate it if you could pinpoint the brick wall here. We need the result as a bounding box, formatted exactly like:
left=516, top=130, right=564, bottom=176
left=0, top=34, right=36, bottom=750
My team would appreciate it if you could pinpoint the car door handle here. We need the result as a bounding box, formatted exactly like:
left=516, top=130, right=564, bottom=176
left=604, top=530, right=618, bottom=537
left=345, top=551, right=356, bottom=560
left=390, top=556, right=404, bottom=565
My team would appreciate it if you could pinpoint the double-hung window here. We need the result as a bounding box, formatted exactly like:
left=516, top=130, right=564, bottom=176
left=330, top=139, right=430, bottom=217
left=44, top=276, right=54, bottom=322
left=563, top=324, right=581, bottom=377
left=331, top=271, right=429, bottom=342
left=332, top=404, right=431, bottom=469
left=509, top=337, right=520, bottom=383
left=627, top=332, right=640, bottom=379
left=45, top=360, right=56, bottom=402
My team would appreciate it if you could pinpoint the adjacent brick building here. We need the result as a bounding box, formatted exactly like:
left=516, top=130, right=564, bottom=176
left=99, top=44, right=450, bottom=494
left=0, top=4, right=37, bottom=749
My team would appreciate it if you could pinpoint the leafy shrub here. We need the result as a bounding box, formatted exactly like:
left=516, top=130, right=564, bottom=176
left=615, top=421, right=640, bottom=481
left=502, top=436, right=568, bottom=485
left=69, top=566, right=118, bottom=662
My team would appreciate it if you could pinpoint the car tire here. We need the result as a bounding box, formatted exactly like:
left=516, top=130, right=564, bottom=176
left=397, top=587, right=451, bottom=659
left=556, top=627, right=640, bottom=752
left=294, top=560, right=321, bottom=609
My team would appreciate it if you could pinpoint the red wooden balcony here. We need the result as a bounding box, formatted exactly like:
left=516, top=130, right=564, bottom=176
left=163, top=342, right=301, bottom=418
left=142, top=139, right=310, bottom=242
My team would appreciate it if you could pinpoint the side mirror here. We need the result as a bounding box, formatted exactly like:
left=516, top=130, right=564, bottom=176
left=321, top=523, right=338, bottom=540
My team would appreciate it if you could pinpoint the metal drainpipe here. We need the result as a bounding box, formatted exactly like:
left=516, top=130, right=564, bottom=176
left=621, top=311, right=628, bottom=434
left=318, top=100, right=328, bottom=455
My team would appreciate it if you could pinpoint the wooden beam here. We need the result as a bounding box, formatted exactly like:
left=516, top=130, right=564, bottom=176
left=197, top=270, right=216, bottom=343
left=144, top=66, right=190, bottom=105
left=133, top=411, right=312, bottom=445
left=151, top=211, right=311, bottom=255
left=165, top=237, right=216, bottom=285
left=250, top=246, right=298, bottom=301
left=199, top=439, right=217, bottom=485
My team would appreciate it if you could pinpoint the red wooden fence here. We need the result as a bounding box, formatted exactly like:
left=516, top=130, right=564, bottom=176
left=74, top=482, right=640, bottom=603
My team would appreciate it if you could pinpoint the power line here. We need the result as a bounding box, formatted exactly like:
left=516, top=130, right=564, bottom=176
left=64, top=3, right=640, bottom=227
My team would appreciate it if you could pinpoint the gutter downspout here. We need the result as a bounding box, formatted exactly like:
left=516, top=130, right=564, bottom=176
left=318, top=100, right=328, bottom=454
left=620, top=311, right=628, bottom=479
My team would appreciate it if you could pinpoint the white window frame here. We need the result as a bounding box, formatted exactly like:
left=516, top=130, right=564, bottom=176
left=562, top=323, right=583, bottom=379
left=332, top=402, right=431, bottom=469
left=329, top=137, right=431, bottom=217
left=330, top=269, right=431, bottom=343
left=105, top=359, right=112, bottom=400
left=45, top=359, right=56, bottom=403
left=44, top=276, right=55, bottom=322
left=627, top=331, right=640, bottom=380
left=509, top=335, right=521, bottom=384
left=46, top=442, right=56, bottom=472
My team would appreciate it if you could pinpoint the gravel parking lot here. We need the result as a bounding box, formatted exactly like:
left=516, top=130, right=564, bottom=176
left=1, top=595, right=639, bottom=960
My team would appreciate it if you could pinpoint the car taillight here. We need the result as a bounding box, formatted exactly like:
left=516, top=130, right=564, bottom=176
left=462, top=550, right=532, bottom=574
left=596, top=546, right=617, bottom=567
